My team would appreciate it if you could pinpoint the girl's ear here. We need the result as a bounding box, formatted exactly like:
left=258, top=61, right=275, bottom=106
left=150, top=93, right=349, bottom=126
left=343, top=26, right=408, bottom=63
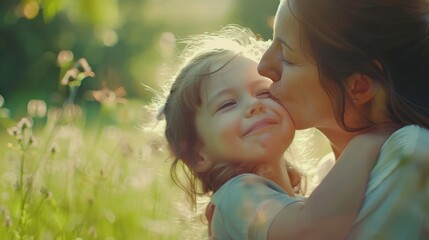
left=194, top=146, right=213, bottom=173
left=346, top=73, right=377, bottom=105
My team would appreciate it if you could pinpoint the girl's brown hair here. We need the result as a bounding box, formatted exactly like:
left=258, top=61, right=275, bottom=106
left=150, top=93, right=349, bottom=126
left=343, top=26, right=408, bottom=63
left=161, top=25, right=269, bottom=208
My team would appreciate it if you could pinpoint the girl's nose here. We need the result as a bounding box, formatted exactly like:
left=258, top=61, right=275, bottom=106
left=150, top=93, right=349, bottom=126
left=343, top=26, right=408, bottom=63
left=246, top=99, right=266, bottom=117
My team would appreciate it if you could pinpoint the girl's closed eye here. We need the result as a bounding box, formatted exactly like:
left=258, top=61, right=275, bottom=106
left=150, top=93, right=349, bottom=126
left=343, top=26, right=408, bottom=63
left=217, top=100, right=236, bottom=112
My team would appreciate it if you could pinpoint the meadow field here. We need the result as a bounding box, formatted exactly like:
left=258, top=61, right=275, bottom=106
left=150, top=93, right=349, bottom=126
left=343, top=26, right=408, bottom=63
left=0, top=69, right=208, bottom=240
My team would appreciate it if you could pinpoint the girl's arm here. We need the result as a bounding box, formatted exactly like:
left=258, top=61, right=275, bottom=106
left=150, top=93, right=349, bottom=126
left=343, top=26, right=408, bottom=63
left=268, top=127, right=397, bottom=240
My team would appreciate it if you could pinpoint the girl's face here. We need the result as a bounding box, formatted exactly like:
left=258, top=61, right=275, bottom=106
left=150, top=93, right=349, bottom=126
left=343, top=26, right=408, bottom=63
left=257, top=1, right=338, bottom=131
left=195, top=56, right=294, bottom=165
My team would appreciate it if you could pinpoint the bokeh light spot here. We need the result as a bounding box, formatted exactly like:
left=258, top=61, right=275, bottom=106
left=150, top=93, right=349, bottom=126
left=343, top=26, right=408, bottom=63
left=22, top=0, right=39, bottom=20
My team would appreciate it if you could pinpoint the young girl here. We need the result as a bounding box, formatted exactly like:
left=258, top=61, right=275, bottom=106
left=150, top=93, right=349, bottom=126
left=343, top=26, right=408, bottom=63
left=159, top=25, right=394, bottom=239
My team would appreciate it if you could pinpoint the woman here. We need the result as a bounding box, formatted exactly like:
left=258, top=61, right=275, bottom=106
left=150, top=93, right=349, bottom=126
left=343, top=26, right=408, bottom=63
left=160, top=25, right=395, bottom=240
left=258, top=0, right=429, bottom=239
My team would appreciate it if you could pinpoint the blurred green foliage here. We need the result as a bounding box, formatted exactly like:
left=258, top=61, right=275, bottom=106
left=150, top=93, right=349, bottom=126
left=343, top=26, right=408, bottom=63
left=0, top=1, right=279, bottom=238
left=0, top=0, right=278, bottom=118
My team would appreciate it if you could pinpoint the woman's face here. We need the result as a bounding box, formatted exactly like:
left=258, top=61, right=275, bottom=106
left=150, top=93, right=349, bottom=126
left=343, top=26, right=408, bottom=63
left=258, top=1, right=338, bottom=131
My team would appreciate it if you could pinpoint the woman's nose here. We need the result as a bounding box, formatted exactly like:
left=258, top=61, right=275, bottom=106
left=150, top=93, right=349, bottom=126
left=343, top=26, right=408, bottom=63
left=258, top=46, right=281, bottom=82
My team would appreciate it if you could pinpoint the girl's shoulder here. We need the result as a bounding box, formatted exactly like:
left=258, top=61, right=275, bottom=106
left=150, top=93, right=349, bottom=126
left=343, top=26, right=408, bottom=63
left=212, top=173, right=285, bottom=202
left=211, top=173, right=302, bottom=207
left=210, top=174, right=304, bottom=240
left=224, top=173, right=285, bottom=189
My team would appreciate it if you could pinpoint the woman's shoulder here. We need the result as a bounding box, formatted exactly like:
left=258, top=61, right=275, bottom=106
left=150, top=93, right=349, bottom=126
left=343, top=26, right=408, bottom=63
left=388, top=124, right=429, bottom=139
left=382, top=124, right=429, bottom=158
left=355, top=125, right=429, bottom=232
left=371, top=124, right=429, bottom=180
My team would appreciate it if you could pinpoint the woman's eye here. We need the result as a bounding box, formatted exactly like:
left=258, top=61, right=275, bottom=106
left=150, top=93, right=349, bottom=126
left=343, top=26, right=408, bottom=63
left=217, top=100, right=236, bottom=111
left=282, top=51, right=295, bottom=66
left=282, top=58, right=294, bottom=66
left=257, top=90, right=271, bottom=98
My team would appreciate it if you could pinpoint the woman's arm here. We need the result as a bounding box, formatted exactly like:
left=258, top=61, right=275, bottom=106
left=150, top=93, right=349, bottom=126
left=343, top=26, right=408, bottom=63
left=268, top=127, right=397, bottom=240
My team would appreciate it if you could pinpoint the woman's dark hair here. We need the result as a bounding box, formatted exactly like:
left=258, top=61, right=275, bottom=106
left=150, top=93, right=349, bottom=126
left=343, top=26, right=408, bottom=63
left=288, top=0, right=429, bottom=130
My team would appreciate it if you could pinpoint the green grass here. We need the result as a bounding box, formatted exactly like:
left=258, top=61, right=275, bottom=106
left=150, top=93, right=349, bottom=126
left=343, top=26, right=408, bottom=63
left=0, top=97, right=206, bottom=240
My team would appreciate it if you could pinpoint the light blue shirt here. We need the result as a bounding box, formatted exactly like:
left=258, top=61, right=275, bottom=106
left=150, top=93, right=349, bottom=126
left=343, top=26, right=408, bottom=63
left=349, top=125, right=429, bottom=239
left=211, top=173, right=303, bottom=240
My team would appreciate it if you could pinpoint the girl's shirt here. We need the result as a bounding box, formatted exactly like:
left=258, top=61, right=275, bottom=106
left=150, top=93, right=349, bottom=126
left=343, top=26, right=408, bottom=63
left=210, top=173, right=303, bottom=240
left=349, top=125, right=429, bottom=239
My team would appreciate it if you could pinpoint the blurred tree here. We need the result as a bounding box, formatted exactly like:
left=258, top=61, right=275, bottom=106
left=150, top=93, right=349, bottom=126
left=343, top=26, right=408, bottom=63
left=0, top=0, right=277, bottom=117
left=228, top=0, right=277, bottom=40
